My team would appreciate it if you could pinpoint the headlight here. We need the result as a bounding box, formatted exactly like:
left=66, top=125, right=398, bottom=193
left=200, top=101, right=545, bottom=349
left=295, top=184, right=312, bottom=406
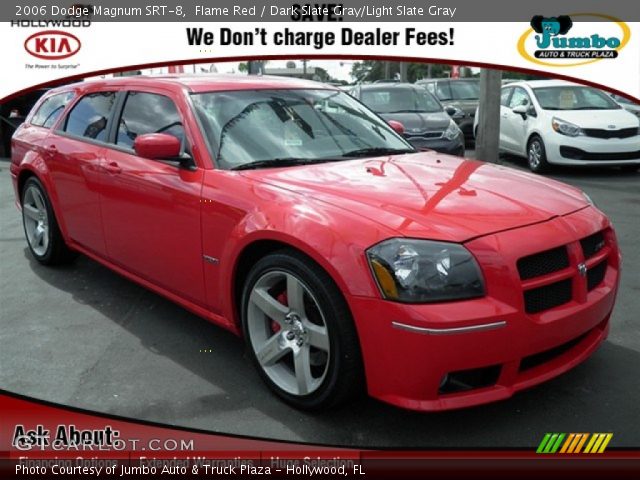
left=552, top=117, right=583, bottom=137
left=443, top=120, right=462, bottom=140
left=367, top=238, right=485, bottom=303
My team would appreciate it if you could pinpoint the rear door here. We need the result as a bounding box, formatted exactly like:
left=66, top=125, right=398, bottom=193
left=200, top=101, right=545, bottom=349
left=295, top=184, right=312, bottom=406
left=47, top=90, right=117, bottom=256
left=98, top=88, right=206, bottom=306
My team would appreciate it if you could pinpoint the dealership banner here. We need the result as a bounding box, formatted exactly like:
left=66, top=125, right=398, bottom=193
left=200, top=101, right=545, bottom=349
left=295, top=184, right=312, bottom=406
left=2, top=0, right=640, bottom=479
left=0, top=0, right=638, bottom=100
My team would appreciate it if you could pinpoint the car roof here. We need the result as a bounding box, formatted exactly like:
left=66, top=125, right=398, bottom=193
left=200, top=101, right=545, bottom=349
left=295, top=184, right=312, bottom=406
left=504, top=79, right=580, bottom=89
left=51, top=74, right=336, bottom=95
left=359, top=83, right=421, bottom=90
left=417, top=78, right=478, bottom=83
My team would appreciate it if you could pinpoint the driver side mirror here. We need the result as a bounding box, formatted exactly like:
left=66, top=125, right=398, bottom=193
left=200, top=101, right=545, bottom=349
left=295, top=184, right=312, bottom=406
left=512, top=105, right=529, bottom=118
left=387, top=120, right=405, bottom=135
left=134, top=133, right=181, bottom=160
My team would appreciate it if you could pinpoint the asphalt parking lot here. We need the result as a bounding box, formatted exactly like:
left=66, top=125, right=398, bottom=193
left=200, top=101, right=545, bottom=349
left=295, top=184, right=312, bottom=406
left=1, top=154, right=639, bottom=448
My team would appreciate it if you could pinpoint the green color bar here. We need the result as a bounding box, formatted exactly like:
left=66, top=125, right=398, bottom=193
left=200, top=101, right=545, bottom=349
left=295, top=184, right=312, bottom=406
left=543, top=434, right=559, bottom=453
left=550, top=433, right=566, bottom=453
left=536, top=433, right=552, bottom=453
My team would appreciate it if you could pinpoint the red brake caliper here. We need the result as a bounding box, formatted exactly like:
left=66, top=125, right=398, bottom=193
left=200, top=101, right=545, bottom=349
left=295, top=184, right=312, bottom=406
left=270, top=290, right=288, bottom=333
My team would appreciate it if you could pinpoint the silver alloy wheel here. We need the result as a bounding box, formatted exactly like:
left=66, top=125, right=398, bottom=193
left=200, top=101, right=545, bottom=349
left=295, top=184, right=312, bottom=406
left=247, top=270, right=331, bottom=396
left=528, top=140, right=542, bottom=170
left=23, top=185, right=49, bottom=256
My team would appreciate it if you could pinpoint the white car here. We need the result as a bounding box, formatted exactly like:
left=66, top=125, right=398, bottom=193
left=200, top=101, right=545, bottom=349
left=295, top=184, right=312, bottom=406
left=474, top=80, right=640, bottom=173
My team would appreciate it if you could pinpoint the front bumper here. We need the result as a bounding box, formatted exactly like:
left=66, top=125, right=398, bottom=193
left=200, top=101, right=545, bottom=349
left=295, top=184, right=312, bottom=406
left=408, top=134, right=465, bottom=157
left=349, top=207, right=620, bottom=411
left=545, top=131, right=640, bottom=166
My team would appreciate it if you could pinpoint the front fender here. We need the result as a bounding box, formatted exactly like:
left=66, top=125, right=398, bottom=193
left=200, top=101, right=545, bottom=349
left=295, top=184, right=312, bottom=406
left=200, top=172, right=398, bottom=327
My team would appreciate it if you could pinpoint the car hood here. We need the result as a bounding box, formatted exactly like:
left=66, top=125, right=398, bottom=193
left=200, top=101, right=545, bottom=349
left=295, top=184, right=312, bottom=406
left=379, top=112, right=450, bottom=132
left=243, top=153, right=589, bottom=242
left=547, top=108, right=639, bottom=129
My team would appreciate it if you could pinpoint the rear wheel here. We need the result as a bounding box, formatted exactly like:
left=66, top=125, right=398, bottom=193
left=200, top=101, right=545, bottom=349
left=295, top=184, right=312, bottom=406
left=21, top=176, right=76, bottom=265
left=527, top=136, right=551, bottom=173
left=241, top=250, right=363, bottom=410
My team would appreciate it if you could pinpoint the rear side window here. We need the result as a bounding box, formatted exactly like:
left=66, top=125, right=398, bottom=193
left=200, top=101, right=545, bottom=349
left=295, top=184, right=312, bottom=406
left=31, top=92, right=74, bottom=128
left=116, top=92, right=184, bottom=149
left=64, top=92, right=116, bottom=141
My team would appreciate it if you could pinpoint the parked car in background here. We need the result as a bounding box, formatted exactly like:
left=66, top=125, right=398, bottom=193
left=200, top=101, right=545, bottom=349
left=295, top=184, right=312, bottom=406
left=474, top=80, right=640, bottom=173
left=417, top=78, right=480, bottom=144
left=0, top=88, right=50, bottom=157
left=609, top=93, right=640, bottom=119
left=11, top=75, right=619, bottom=411
left=351, top=83, right=464, bottom=156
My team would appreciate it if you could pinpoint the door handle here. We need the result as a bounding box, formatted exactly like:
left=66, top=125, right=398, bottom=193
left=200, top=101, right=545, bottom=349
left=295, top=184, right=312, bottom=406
left=104, top=162, right=122, bottom=174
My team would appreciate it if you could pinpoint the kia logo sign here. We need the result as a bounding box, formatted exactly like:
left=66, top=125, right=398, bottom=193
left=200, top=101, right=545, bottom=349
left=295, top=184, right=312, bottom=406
left=24, top=30, right=81, bottom=60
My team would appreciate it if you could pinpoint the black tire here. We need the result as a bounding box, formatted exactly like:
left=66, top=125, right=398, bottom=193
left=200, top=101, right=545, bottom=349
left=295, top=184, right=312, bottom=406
left=241, top=249, right=364, bottom=410
left=527, top=135, right=551, bottom=173
left=21, top=176, right=77, bottom=265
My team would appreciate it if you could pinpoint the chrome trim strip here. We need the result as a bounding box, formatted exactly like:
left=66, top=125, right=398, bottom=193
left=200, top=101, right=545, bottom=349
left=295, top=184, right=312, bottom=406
left=203, top=255, right=219, bottom=265
left=391, top=320, right=507, bottom=336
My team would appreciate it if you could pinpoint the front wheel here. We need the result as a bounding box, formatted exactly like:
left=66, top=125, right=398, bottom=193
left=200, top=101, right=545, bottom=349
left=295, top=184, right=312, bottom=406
left=527, top=136, right=551, bottom=173
left=241, top=250, right=363, bottom=410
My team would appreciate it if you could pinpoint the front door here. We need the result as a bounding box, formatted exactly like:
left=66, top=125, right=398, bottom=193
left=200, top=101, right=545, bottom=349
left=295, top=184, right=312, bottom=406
left=99, top=90, right=206, bottom=306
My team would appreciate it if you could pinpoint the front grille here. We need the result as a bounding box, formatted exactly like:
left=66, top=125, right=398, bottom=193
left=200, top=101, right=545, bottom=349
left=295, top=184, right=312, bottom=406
left=587, top=261, right=607, bottom=291
left=581, top=231, right=605, bottom=259
left=517, top=246, right=570, bottom=280
left=560, top=146, right=640, bottom=161
left=517, top=229, right=612, bottom=315
left=524, top=279, right=572, bottom=314
left=582, top=127, right=638, bottom=139
left=404, top=131, right=443, bottom=139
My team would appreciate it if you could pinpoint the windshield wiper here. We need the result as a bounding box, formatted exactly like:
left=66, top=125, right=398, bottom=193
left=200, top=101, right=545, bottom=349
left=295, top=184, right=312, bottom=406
left=231, top=158, right=319, bottom=171
left=340, top=147, right=416, bottom=158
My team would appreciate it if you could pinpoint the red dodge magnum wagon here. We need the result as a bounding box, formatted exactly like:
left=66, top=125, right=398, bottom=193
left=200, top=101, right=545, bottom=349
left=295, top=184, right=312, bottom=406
left=10, top=75, right=620, bottom=411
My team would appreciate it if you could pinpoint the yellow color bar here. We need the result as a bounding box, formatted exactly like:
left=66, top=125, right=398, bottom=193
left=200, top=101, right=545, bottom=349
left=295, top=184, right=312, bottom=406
left=596, top=434, right=613, bottom=453
left=584, top=433, right=604, bottom=453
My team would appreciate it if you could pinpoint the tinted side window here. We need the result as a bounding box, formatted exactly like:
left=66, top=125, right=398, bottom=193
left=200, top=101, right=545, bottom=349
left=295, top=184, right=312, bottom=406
left=31, top=92, right=74, bottom=128
left=116, top=92, right=184, bottom=149
left=64, top=92, right=116, bottom=141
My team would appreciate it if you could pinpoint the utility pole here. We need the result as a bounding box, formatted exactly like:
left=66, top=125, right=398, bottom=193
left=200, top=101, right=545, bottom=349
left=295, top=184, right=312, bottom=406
left=247, top=61, right=263, bottom=75
left=399, top=62, right=408, bottom=82
left=475, top=68, right=502, bottom=163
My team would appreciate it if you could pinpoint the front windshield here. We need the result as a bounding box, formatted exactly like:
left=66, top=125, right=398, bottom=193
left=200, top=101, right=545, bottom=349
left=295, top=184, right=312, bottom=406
left=191, top=89, right=413, bottom=170
left=611, top=93, right=638, bottom=106
left=448, top=81, right=480, bottom=100
left=360, top=88, right=443, bottom=114
left=533, top=86, right=622, bottom=111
